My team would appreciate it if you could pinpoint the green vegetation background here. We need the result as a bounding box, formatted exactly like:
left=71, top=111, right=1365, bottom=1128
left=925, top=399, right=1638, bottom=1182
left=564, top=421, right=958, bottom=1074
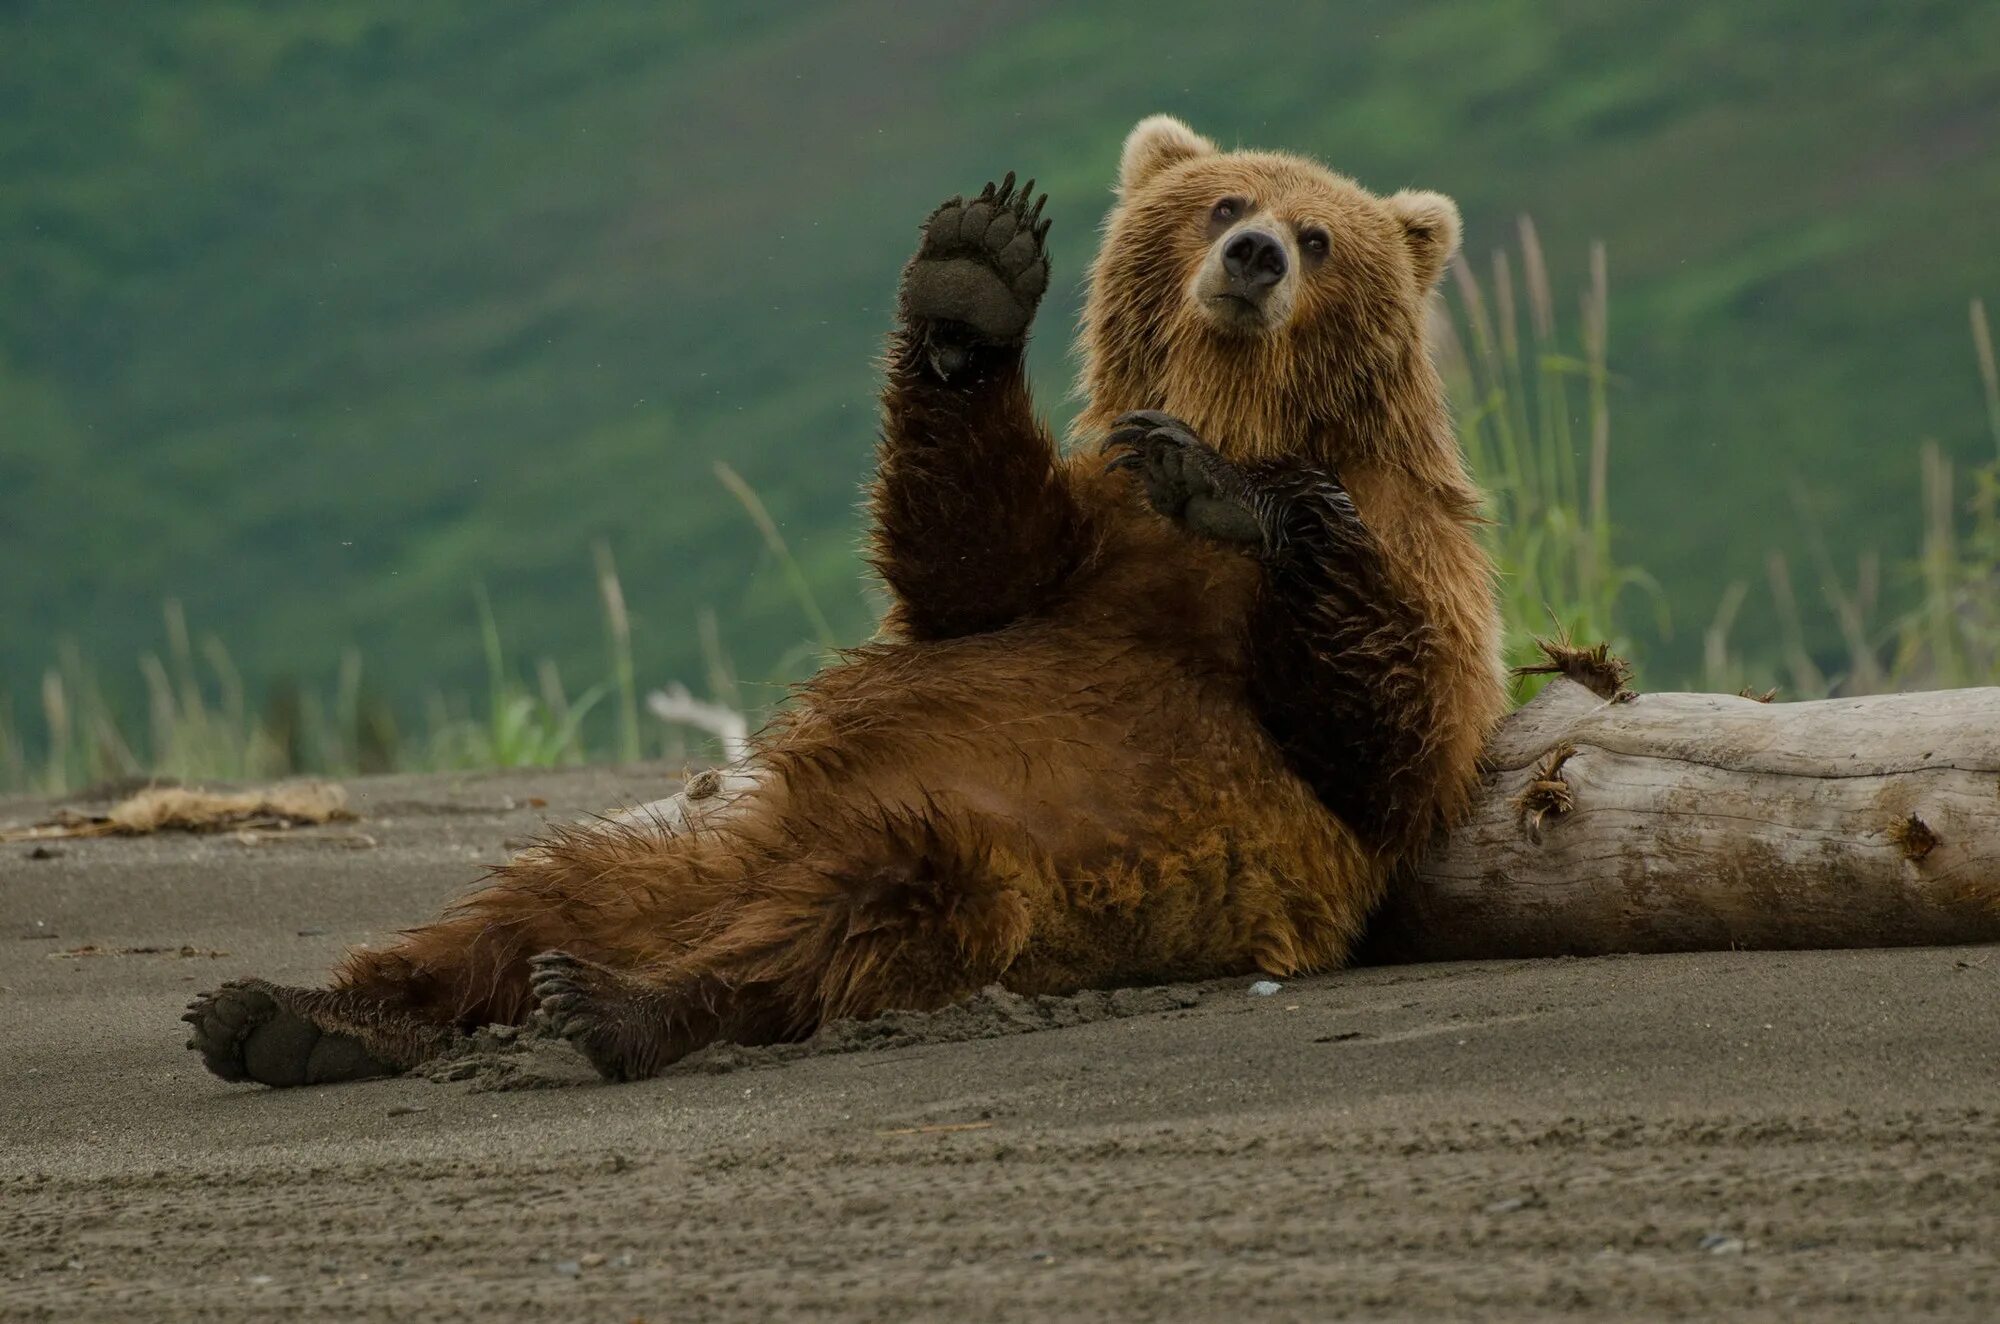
left=5, top=1, right=1999, bottom=759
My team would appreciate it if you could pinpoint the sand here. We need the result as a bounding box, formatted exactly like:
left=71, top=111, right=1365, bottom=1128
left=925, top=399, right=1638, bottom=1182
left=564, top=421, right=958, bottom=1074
left=3, top=765, right=1997, bottom=1322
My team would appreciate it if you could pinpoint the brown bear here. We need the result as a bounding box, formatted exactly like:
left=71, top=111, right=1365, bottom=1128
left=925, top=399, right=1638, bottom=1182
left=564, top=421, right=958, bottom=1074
left=182, top=115, right=1505, bottom=1086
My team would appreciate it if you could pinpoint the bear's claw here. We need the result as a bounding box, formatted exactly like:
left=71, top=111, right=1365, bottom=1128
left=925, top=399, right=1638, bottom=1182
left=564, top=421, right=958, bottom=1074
left=529, top=950, right=659, bottom=1084
left=1102, top=411, right=1267, bottom=547
left=899, top=171, right=1052, bottom=364
left=527, top=951, right=595, bottom=1033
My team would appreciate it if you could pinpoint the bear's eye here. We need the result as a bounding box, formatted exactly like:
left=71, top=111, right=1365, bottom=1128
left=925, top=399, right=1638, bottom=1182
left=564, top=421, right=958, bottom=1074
left=1300, top=228, right=1330, bottom=260
left=1211, top=197, right=1243, bottom=224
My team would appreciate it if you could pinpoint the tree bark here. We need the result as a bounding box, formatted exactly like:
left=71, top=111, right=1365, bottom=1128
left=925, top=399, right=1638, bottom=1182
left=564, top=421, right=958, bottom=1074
left=1374, top=678, right=2000, bottom=960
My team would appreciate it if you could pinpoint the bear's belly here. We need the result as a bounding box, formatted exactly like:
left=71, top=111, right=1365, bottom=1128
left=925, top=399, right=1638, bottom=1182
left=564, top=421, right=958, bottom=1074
left=777, top=619, right=1330, bottom=868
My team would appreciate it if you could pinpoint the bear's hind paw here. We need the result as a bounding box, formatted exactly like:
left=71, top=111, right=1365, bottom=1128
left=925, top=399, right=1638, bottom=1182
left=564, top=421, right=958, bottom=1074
left=182, top=979, right=391, bottom=1088
left=529, top=951, right=671, bottom=1084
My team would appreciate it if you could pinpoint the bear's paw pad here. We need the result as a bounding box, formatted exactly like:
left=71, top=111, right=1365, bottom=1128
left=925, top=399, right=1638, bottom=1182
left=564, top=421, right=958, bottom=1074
left=900, top=172, right=1051, bottom=346
left=182, top=980, right=389, bottom=1088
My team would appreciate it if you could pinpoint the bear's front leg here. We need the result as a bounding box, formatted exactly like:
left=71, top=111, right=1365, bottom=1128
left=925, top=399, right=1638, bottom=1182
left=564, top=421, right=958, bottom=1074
left=1104, top=410, right=1445, bottom=855
left=871, top=176, right=1091, bottom=642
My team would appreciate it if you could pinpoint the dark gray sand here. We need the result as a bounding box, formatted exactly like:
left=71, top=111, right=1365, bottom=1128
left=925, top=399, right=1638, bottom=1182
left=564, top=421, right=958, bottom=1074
left=3, top=766, right=1996, bottom=1321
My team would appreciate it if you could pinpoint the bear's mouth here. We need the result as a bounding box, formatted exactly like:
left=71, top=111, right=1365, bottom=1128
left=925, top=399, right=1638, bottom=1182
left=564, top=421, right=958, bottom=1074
left=1202, top=291, right=1272, bottom=332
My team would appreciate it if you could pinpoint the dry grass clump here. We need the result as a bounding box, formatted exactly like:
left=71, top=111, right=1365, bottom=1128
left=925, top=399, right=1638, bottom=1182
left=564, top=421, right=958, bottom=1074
left=1512, top=625, right=1636, bottom=703
left=0, top=781, right=353, bottom=842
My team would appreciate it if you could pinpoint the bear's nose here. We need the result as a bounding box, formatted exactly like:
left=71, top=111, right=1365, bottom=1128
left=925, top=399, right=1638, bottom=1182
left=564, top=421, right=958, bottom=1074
left=1222, top=229, right=1288, bottom=289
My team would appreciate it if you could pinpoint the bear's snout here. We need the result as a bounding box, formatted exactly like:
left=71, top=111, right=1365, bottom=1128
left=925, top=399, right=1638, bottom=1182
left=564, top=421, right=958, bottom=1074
left=1222, top=229, right=1288, bottom=291
left=1194, top=224, right=1297, bottom=334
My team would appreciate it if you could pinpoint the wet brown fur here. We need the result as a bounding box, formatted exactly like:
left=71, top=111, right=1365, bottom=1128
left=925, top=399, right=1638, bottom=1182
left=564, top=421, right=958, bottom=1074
left=1078, top=118, right=1504, bottom=856
left=240, top=118, right=1502, bottom=1083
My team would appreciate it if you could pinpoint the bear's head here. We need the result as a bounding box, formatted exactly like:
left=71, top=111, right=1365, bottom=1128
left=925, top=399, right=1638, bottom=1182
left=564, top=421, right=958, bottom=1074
left=1079, top=116, right=1462, bottom=466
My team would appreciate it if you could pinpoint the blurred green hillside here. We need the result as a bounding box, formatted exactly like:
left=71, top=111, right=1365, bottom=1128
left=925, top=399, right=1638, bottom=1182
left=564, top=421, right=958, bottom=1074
left=5, top=0, right=1999, bottom=734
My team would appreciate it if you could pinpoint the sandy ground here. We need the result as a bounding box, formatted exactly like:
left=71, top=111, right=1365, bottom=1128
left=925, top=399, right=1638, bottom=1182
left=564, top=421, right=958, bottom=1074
left=3, top=765, right=1997, bottom=1322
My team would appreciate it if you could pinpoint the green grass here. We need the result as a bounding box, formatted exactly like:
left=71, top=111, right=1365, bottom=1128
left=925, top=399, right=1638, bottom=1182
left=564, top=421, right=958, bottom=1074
left=1441, top=222, right=1659, bottom=687
left=9, top=260, right=2000, bottom=796
left=6, top=2, right=2000, bottom=726
left=1680, top=299, right=2000, bottom=699
left=1445, top=228, right=2000, bottom=706
left=0, top=563, right=732, bottom=796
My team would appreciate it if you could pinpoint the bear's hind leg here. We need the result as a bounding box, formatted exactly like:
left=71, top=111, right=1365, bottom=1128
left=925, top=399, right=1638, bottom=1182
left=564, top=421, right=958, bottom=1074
left=530, top=818, right=1041, bottom=1081
left=182, top=979, right=460, bottom=1087
left=184, top=819, right=730, bottom=1088
left=184, top=895, right=591, bottom=1088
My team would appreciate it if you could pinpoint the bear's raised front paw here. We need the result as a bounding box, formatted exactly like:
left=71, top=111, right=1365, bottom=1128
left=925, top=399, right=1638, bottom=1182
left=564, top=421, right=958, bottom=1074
left=182, top=979, right=390, bottom=1088
left=1102, top=410, right=1265, bottom=546
left=898, top=172, right=1051, bottom=371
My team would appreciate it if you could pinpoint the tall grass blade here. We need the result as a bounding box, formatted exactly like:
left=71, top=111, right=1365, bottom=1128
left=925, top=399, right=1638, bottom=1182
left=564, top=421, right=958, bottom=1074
left=1764, top=553, right=1828, bottom=696
left=713, top=459, right=839, bottom=650
left=41, top=668, right=68, bottom=791
left=1919, top=442, right=1962, bottom=686
left=1702, top=580, right=1750, bottom=693
left=1583, top=241, right=1611, bottom=608
left=594, top=540, right=642, bottom=763
left=1973, top=298, right=2000, bottom=462
left=698, top=606, right=742, bottom=714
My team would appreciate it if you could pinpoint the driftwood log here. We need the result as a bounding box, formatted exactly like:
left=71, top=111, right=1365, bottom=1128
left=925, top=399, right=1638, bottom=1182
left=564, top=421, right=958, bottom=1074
left=1376, top=676, right=2000, bottom=960
left=625, top=672, right=2000, bottom=963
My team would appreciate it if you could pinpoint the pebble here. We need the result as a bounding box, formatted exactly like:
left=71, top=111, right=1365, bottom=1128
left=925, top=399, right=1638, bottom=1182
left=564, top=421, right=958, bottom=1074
left=1698, top=1233, right=1747, bottom=1255
left=1248, top=980, right=1283, bottom=997
left=554, top=1260, right=582, bottom=1278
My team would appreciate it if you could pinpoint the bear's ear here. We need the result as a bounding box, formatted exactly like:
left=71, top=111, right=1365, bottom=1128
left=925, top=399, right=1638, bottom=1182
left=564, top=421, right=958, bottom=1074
left=1119, top=115, right=1216, bottom=193
left=1387, top=189, right=1462, bottom=291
